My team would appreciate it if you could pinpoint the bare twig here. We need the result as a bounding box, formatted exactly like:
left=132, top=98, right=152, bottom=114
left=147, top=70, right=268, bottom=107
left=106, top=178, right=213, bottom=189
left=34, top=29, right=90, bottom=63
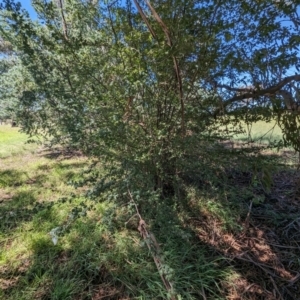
left=145, top=1, right=185, bottom=136
left=269, top=275, right=284, bottom=300
left=132, top=0, right=185, bottom=136
left=127, top=190, right=177, bottom=299
left=243, top=200, right=253, bottom=233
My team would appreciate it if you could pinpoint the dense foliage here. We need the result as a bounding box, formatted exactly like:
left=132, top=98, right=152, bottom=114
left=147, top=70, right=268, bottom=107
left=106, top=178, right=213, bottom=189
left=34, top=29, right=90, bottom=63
left=1, top=1, right=300, bottom=298
left=0, top=0, right=300, bottom=196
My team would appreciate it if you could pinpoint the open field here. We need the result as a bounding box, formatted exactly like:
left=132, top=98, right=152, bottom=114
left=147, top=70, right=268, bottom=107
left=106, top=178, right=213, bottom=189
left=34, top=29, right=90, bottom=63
left=235, top=120, right=283, bottom=143
left=0, top=125, right=299, bottom=299
left=0, top=125, right=37, bottom=158
left=222, top=119, right=300, bottom=167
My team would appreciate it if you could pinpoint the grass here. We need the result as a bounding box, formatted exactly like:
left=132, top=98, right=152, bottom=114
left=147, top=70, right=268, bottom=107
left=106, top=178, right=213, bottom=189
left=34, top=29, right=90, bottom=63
left=1, top=124, right=299, bottom=299
left=236, top=120, right=283, bottom=143
left=225, top=119, right=300, bottom=166
left=0, top=125, right=37, bottom=158
left=218, top=118, right=283, bottom=144
left=0, top=126, right=229, bottom=299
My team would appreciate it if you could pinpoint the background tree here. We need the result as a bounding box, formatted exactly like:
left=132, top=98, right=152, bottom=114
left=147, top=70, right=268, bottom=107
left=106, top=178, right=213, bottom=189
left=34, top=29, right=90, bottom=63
left=0, top=38, right=17, bottom=123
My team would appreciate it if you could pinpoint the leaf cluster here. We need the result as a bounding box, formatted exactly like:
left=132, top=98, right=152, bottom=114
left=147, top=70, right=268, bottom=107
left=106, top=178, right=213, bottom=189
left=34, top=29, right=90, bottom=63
left=0, top=0, right=299, bottom=197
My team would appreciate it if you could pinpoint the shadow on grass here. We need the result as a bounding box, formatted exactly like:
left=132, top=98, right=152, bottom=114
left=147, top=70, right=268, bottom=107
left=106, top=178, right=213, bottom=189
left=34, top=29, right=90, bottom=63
left=1, top=152, right=299, bottom=299
left=180, top=158, right=300, bottom=300
left=3, top=187, right=299, bottom=299
left=35, top=160, right=88, bottom=183
left=36, top=161, right=87, bottom=172
left=0, top=169, right=27, bottom=188
left=0, top=196, right=229, bottom=300
left=0, top=168, right=52, bottom=194
left=38, top=147, right=84, bottom=160
left=1, top=214, right=129, bottom=299
left=0, top=190, right=54, bottom=234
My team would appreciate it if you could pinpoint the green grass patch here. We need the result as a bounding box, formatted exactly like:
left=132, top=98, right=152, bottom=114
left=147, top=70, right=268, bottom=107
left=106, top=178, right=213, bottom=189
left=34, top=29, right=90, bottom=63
left=234, top=120, right=283, bottom=143
left=0, top=126, right=232, bottom=299
left=2, top=125, right=295, bottom=299
left=0, top=125, right=37, bottom=158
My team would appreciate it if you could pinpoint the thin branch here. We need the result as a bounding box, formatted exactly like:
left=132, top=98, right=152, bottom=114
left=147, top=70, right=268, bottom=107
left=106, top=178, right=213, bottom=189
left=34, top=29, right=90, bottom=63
left=56, top=0, right=68, bottom=40
left=145, top=0, right=171, bottom=46
left=214, top=74, right=300, bottom=116
left=131, top=0, right=185, bottom=135
left=132, top=0, right=156, bottom=39
left=127, top=190, right=176, bottom=300
left=144, top=0, right=185, bottom=135
left=218, top=84, right=260, bottom=93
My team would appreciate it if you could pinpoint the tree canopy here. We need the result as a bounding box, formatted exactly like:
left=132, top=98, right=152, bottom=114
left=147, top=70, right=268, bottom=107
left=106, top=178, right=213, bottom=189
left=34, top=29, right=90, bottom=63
left=0, top=0, right=300, bottom=194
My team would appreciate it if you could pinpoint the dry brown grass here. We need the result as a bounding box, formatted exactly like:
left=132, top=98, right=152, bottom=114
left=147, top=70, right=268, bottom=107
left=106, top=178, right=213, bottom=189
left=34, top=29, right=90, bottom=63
left=188, top=169, right=300, bottom=300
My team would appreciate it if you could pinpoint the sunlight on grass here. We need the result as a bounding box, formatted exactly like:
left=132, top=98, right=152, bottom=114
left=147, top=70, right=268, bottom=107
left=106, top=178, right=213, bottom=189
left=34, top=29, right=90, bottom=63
left=235, top=120, right=283, bottom=143
left=0, top=125, right=37, bottom=158
left=0, top=126, right=234, bottom=299
left=1, top=123, right=298, bottom=299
